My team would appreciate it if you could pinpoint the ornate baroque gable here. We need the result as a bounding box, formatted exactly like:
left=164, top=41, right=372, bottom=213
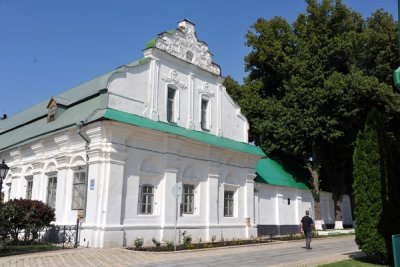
left=152, top=19, right=221, bottom=76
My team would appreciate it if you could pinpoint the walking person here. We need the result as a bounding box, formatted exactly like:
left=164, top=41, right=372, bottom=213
left=300, top=210, right=314, bottom=250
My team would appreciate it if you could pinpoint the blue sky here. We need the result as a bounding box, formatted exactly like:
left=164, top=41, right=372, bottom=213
left=0, top=0, right=397, bottom=117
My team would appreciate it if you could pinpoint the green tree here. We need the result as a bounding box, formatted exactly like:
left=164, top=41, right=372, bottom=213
left=0, top=199, right=55, bottom=245
left=231, top=0, right=400, bottom=222
left=353, top=108, right=386, bottom=261
left=353, top=108, right=400, bottom=264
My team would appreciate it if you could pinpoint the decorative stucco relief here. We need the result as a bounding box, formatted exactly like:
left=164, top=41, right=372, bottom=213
left=161, top=70, right=187, bottom=90
left=197, top=82, right=214, bottom=97
left=155, top=20, right=221, bottom=76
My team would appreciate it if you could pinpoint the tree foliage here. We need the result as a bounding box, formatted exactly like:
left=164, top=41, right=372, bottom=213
left=225, top=0, right=400, bottom=220
left=353, top=109, right=386, bottom=260
left=353, top=108, right=400, bottom=263
left=0, top=199, right=55, bottom=243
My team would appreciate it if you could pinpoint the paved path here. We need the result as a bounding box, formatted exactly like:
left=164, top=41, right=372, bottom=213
left=0, top=235, right=363, bottom=267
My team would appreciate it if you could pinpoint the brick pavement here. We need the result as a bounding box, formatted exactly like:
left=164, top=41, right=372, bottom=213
left=0, top=236, right=362, bottom=267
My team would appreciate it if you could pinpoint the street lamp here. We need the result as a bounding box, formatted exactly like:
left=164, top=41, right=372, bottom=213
left=0, top=160, right=10, bottom=203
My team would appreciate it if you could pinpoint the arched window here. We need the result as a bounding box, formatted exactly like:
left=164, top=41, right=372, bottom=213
left=140, top=185, right=154, bottom=214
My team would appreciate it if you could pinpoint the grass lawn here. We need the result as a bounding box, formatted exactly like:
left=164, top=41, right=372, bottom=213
left=318, top=257, right=390, bottom=267
left=0, top=243, right=63, bottom=257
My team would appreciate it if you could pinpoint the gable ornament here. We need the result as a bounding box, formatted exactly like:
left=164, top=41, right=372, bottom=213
left=161, top=70, right=187, bottom=90
left=197, top=82, right=214, bottom=97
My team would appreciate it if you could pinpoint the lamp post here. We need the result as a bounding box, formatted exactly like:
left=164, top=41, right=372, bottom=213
left=0, top=160, right=10, bottom=203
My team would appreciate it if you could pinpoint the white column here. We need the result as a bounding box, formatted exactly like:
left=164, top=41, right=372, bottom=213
left=217, top=85, right=223, bottom=136
left=245, top=173, right=256, bottom=238
left=101, top=150, right=128, bottom=247
left=188, top=73, right=195, bottom=129
left=275, top=190, right=281, bottom=235
left=150, top=59, right=160, bottom=120
left=161, top=157, right=178, bottom=242
left=10, top=166, right=22, bottom=199
left=55, top=156, right=71, bottom=225
left=80, top=146, right=127, bottom=248
left=31, top=162, right=44, bottom=202
left=206, top=162, right=219, bottom=240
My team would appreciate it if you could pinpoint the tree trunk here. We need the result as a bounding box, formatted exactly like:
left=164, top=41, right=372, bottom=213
left=333, top=193, right=344, bottom=229
left=307, top=163, right=321, bottom=220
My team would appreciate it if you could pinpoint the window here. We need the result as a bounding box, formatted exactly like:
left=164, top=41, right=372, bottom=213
left=47, top=176, right=57, bottom=208
left=167, top=87, right=176, bottom=123
left=26, top=179, right=33, bottom=200
left=201, top=98, right=209, bottom=130
left=140, top=185, right=154, bottom=214
left=224, top=191, right=234, bottom=217
left=72, top=171, right=86, bottom=210
left=182, top=184, right=194, bottom=214
left=47, top=102, right=57, bottom=122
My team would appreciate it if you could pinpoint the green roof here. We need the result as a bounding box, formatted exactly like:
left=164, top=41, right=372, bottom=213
left=255, top=158, right=310, bottom=189
left=0, top=94, right=107, bottom=151
left=104, top=108, right=266, bottom=157
left=0, top=58, right=150, bottom=151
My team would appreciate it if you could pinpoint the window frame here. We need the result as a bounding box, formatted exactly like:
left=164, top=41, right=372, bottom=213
left=26, top=178, right=33, bottom=200
left=200, top=98, right=210, bottom=130
left=167, top=87, right=177, bottom=123
left=47, top=176, right=57, bottom=208
left=140, top=184, right=154, bottom=215
left=71, top=171, right=86, bottom=210
left=224, top=190, right=234, bottom=217
left=182, top=184, right=195, bottom=214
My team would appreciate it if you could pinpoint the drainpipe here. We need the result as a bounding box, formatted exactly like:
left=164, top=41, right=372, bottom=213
left=76, top=121, right=90, bottom=219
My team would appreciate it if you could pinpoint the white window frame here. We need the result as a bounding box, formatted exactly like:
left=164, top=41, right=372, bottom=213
left=201, top=98, right=210, bottom=130
left=140, top=184, right=154, bottom=214
left=182, top=184, right=195, bottom=214
left=47, top=176, right=57, bottom=208
left=72, top=171, right=86, bottom=210
left=224, top=190, right=235, bottom=217
left=167, top=87, right=177, bottom=123
left=26, top=178, right=33, bottom=200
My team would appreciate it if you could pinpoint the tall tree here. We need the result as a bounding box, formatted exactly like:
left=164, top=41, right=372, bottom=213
left=353, top=108, right=386, bottom=261
left=229, top=0, right=400, bottom=224
left=353, top=108, right=400, bottom=264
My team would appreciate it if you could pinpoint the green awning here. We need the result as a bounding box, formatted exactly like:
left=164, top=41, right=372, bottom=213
left=255, top=158, right=310, bottom=189
left=104, top=108, right=266, bottom=157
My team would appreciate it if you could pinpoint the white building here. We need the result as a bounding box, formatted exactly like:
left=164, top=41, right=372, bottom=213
left=0, top=20, right=352, bottom=248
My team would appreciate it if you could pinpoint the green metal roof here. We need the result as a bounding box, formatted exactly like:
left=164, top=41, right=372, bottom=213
left=104, top=108, right=266, bottom=157
left=0, top=94, right=107, bottom=151
left=0, top=58, right=151, bottom=151
left=0, top=58, right=150, bottom=134
left=255, top=158, right=310, bottom=189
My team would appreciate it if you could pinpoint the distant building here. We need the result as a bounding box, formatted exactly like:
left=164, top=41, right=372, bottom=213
left=0, top=20, right=352, bottom=248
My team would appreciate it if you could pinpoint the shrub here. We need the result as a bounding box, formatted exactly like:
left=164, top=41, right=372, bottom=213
left=0, top=199, right=55, bottom=244
left=152, top=238, right=161, bottom=250
left=183, top=235, right=193, bottom=249
left=134, top=238, right=144, bottom=250
left=165, top=240, right=174, bottom=251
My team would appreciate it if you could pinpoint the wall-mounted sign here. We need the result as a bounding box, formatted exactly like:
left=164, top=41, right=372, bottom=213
left=90, top=179, right=95, bottom=190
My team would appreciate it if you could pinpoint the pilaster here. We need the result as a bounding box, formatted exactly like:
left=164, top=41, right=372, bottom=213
left=245, top=173, right=256, bottom=238
left=56, top=156, right=71, bottom=224
left=32, top=162, right=44, bottom=201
